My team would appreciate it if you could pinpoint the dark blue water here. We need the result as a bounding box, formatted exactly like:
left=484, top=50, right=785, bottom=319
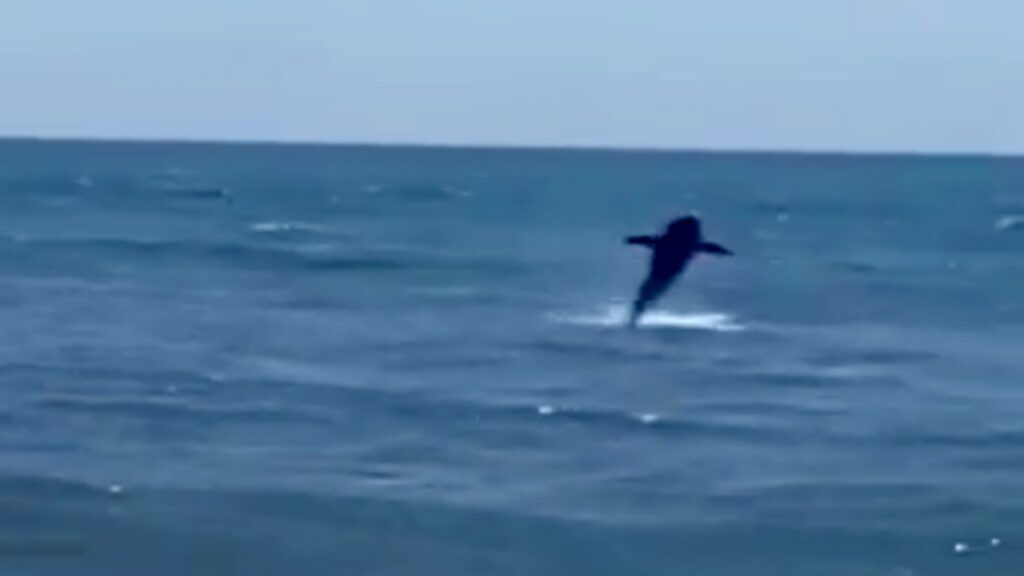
left=2, top=139, right=1024, bottom=575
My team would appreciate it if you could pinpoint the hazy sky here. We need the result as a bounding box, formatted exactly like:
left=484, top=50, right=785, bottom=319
left=2, top=1, right=1022, bottom=152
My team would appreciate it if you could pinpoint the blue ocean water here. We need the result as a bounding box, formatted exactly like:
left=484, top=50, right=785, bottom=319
left=1, top=139, right=1024, bottom=575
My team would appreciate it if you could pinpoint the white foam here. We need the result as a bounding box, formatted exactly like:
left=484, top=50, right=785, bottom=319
left=250, top=222, right=323, bottom=234
left=995, top=215, right=1024, bottom=232
left=953, top=542, right=970, bottom=554
left=637, top=413, right=661, bottom=425
left=537, top=405, right=556, bottom=416
left=552, top=303, right=745, bottom=333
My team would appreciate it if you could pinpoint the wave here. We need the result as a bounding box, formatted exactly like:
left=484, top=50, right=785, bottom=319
left=0, top=470, right=1008, bottom=575
left=12, top=361, right=741, bottom=441
left=160, top=185, right=232, bottom=200
left=524, top=338, right=673, bottom=362
left=995, top=215, right=1024, bottom=232
left=11, top=236, right=531, bottom=276
left=408, top=285, right=481, bottom=298
left=147, top=168, right=231, bottom=200
left=22, top=237, right=405, bottom=271
left=361, top=183, right=473, bottom=201
left=524, top=402, right=802, bottom=443
left=33, top=394, right=333, bottom=426
left=550, top=303, right=745, bottom=332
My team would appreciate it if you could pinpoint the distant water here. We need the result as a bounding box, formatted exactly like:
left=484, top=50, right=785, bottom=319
left=2, top=139, right=1024, bottom=575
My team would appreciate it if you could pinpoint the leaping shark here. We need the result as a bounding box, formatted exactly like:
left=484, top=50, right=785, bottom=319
left=625, top=215, right=733, bottom=327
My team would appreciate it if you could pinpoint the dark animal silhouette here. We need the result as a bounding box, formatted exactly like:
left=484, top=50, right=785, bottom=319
left=625, top=215, right=732, bottom=327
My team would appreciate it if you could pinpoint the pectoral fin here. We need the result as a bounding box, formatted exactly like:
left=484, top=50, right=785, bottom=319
left=625, top=235, right=658, bottom=248
left=699, top=241, right=733, bottom=256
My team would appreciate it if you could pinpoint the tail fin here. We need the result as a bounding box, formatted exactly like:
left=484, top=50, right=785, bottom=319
left=628, top=298, right=647, bottom=328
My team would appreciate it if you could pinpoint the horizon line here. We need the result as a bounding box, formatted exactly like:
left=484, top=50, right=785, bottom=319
left=2, top=133, right=1021, bottom=161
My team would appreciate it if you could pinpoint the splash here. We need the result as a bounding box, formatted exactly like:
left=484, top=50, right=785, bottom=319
left=551, top=303, right=745, bottom=332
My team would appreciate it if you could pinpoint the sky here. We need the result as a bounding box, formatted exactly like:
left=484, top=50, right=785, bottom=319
left=2, top=0, right=1022, bottom=153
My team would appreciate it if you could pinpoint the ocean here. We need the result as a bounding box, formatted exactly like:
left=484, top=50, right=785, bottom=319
left=1, top=139, right=1023, bottom=575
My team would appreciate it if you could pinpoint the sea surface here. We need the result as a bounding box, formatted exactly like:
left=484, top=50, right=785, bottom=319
left=1, top=139, right=1023, bottom=575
